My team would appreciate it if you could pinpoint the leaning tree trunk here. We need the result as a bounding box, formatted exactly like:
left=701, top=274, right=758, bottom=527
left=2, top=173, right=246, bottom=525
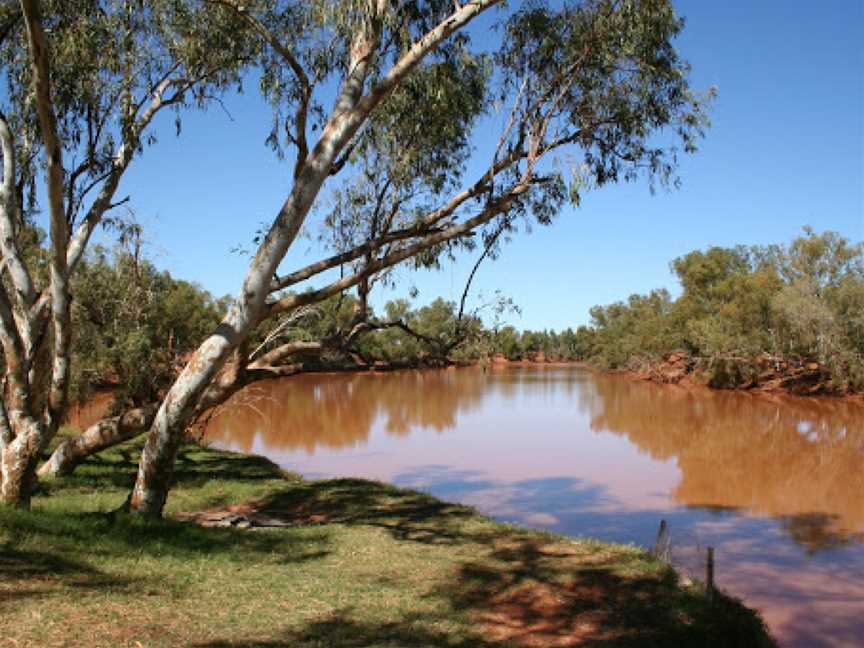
left=125, top=0, right=499, bottom=517
left=127, top=138, right=343, bottom=516
left=38, top=404, right=158, bottom=478
left=128, top=25, right=378, bottom=517
left=37, top=349, right=283, bottom=481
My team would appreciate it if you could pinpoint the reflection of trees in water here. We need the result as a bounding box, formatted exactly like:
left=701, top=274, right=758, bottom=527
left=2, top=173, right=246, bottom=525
left=205, top=368, right=486, bottom=454
left=583, top=374, right=864, bottom=551
left=780, top=513, right=863, bottom=555
left=486, top=365, right=584, bottom=403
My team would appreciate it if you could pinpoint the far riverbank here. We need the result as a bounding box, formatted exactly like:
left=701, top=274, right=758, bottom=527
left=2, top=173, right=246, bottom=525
left=488, top=354, right=864, bottom=401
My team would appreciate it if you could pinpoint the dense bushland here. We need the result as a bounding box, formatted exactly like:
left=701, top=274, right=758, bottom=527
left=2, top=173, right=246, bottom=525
left=70, top=246, right=227, bottom=409
left=570, top=229, right=864, bottom=391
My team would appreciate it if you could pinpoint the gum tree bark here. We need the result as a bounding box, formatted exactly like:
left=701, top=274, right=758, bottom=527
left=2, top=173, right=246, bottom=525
left=37, top=405, right=158, bottom=478
left=128, top=0, right=502, bottom=516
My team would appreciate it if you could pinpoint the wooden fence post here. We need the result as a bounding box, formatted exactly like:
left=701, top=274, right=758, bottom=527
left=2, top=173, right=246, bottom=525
left=706, top=546, right=715, bottom=603
left=653, top=519, right=671, bottom=563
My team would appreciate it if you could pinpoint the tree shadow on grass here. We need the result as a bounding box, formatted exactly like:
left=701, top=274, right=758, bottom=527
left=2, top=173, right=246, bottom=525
left=23, top=446, right=775, bottom=647
left=0, top=543, right=147, bottom=611
left=4, top=506, right=332, bottom=564
left=0, top=512, right=331, bottom=619
left=188, top=534, right=773, bottom=647
left=172, top=449, right=289, bottom=486
left=38, top=437, right=271, bottom=487
left=192, top=611, right=506, bottom=648
left=249, top=477, right=485, bottom=546
left=16, top=443, right=328, bottom=579
left=441, top=535, right=774, bottom=647
left=39, top=444, right=285, bottom=496
left=200, top=480, right=776, bottom=648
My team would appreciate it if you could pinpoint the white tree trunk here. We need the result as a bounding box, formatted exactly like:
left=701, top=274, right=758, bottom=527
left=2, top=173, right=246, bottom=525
left=126, top=0, right=500, bottom=516
left=0, top=422, right=41, bottom=508
left=38, top=405, right=158, bottom=478
left=128, top=145, right=341, bottom=515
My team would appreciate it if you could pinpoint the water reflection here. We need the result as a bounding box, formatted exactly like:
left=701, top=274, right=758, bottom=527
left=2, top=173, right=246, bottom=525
left=581, top=376, right=864, bottom=549
left=207, top=367, right=863, bottom=551
left=204, top=366, right=864, bottom=647
left=206, top=368, right=486, bottom=454
left=78, top=367, right=863, bottom=554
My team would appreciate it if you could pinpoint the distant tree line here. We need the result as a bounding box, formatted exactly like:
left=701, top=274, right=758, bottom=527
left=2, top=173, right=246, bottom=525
left=572, top=229, right=864, bottom=391
left=68, top=228, right=863, bottom=408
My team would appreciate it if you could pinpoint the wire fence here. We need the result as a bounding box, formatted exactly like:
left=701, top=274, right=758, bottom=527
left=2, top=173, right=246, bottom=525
left=651, top=519, right=716, bottom=600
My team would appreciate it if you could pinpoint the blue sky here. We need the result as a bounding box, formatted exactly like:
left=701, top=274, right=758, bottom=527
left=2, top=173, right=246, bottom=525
left=106, top=1, right=862, bottom=330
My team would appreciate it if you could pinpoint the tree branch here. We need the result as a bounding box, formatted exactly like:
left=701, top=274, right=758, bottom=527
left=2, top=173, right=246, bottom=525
left=205, top=0, right=312, bottom=178
left=0, top=112, right=37, bottom=308
left=457, top=220, right=505, bottom=324
left=21, top=0, right=72, bottom=433
left=66, top=75, right=178, bottom=278
left=269, top=147, right=529, bottom=294
left=353, top=1, right=500, bottom=120
left=267, top=181, right=532, bottom=316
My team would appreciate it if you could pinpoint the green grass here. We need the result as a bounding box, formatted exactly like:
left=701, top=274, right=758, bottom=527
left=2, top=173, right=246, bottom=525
left=1, top=437, right=775, bottom=647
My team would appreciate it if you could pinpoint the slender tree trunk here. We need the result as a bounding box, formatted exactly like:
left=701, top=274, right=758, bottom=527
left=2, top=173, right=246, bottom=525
left=128, top=22, right=380, bottom=516
left=128, top=158, right=336, bottom=515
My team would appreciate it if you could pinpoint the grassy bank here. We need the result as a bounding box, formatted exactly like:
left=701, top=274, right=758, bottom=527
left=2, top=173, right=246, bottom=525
left=1, top=439, right=774, bottom=647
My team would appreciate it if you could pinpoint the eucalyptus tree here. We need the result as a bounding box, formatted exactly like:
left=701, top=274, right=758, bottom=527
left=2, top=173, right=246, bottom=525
left=121, top=0, right=710, bottom=516
left=0, top=0, right=251, bottom=506
left=120, top=0, right=506, bottom=515
left=237, top=0, right=714, bottom=370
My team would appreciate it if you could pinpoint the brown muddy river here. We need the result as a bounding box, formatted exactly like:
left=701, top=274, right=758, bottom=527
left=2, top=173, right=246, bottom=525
left=202, top=366, right=864, bottom=648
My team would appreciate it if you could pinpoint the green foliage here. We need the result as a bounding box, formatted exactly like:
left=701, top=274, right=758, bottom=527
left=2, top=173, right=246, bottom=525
left=320, top=48, right=490, bottom=268
left=0, top=0, right=252, bottom=227
left=587, top=288, right=679, bottom=367
left=492, top=325, right=521, bottom=359
left=305, top=0, right=713, bottom=300
left=498, top=0, right=713, bottom=196
left=484, top=326, right=587, bottom=362
left=70, top=246, right=224, bottom=409
left=578, top=229, right=864, bottom=390
left=259, top=0, right=481, bottom=161
left=251, top=293, right=501, bottom=365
